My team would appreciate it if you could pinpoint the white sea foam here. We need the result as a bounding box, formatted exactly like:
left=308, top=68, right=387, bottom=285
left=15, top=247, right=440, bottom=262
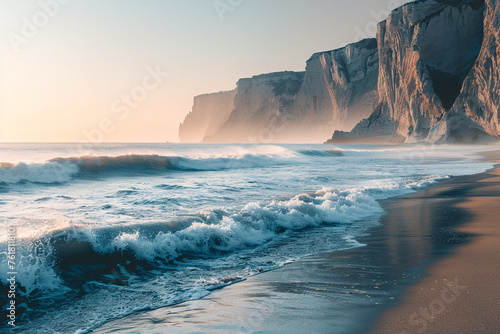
left=0, top=147, right=299, bottom=185
left=0, top=186, right=384, bottom=293
left=0, top=161, right=79, bottom=184
left=85, top=188, right=378, bottom=262
left=0, top=170, right=483, bottom=297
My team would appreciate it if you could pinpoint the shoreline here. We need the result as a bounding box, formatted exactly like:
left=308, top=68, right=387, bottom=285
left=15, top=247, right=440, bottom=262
left=369, top=156, right=500, bottom=333
left=94, top=151, right=500, bottom=334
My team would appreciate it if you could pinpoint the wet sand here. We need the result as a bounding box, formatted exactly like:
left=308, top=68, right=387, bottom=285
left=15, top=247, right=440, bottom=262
left=94, top=152, right=500, bottom=334
left=370, top=157, right=500, bottom=333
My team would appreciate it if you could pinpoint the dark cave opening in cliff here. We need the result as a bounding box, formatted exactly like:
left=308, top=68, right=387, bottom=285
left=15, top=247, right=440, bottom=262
left=427, top=67, right=466, bottom=110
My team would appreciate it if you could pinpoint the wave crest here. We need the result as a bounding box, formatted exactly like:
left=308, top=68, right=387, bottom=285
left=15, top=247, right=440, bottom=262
left=0, top=186, right=382, bottom=295
left=0, top=161, right=79, bottom=184
left=298, top=149, right=343, bottom=157
left=0, top=150, right=295, bottom=185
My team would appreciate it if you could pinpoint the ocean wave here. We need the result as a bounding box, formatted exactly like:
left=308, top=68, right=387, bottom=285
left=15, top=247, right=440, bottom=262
left=0, top=186, right=384, bottom=296
left=4, top=175, right=446, bottom=297
left=297, top=149, right=343, bottom=157
left=0, top=150, right=296, bottom=185
left=0, top=174, right=444, bottom=296
left=0, top=175, right=447, bottom=334
left=0, top=161, right=79, bottom=184
left=105, top=188, right=380, bottom=262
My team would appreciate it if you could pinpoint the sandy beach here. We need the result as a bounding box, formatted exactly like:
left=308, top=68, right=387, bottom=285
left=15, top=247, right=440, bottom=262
left=92, top=151, right=500, bottom=333
left=370, top=152, right=500, bottom=333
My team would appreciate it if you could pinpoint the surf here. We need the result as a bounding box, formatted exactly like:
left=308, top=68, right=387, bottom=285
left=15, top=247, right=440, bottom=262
left=0, top=149, right=302, bottom=185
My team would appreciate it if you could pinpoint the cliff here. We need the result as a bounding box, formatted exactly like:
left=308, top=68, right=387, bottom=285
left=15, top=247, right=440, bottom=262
left=181, top=0, right=500, bottom=144
left=444, top=0, right=500, bottom=142
left=179, top=90, right=236, bottom=143
left=329, top=0, right=500, bottom=144
left=180, top=39, right=379, bottom=143
left=205, top=71, right=307, bottom=143
left=295, top=38, right=379, bottom=133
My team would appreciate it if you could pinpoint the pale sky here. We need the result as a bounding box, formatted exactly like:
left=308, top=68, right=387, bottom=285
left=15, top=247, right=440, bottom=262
left=0, top=0, right=410, bottom=143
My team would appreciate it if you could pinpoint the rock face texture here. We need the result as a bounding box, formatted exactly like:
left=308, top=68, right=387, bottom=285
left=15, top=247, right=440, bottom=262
left=179, top=90, right=237, bottom=143
left=329, top=0, right=500, bottom=144
left=181, top=0, right=500, bottom=144
left=205, top=71, right=307, bottom=143
left=445, top=0, right=500, bottom=142
left=180, top=39, right=379, bottom=143
left=295, top=38, right=379, bottom=133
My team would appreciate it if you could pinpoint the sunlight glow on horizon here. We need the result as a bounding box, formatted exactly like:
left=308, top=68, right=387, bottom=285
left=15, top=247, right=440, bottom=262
left=0, top=0, right=408, bottom=143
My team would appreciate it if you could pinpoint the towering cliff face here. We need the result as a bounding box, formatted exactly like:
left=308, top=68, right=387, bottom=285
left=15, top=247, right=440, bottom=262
left=181, top=0, right=499, bottom=144
left=205, top=71, right=307, bottom=143
left=178, top=90, right=236, bottom=143
left=294, top=38, right=379, bottom=132
left=180, top=39, right=379, bottom=143
left=330, top=0, right=488, bottom=143
left=444, top=0, right=500, bottom=142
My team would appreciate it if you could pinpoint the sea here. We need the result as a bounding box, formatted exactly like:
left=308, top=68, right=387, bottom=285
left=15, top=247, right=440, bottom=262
left=0, top=143, right=496, bottom=333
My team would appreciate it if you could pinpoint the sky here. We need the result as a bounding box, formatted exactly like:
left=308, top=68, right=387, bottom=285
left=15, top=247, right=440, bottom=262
left=0, top=0, right=410, bottom=143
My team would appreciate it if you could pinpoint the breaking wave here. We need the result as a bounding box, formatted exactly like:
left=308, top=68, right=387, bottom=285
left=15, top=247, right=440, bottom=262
left=0, top=150, right=302, bottom=185
left=0, top=175, right=441, bottom=297
left=0, top=147, right=350, bottom=185
left=0, top=161, right=80, bottom=184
